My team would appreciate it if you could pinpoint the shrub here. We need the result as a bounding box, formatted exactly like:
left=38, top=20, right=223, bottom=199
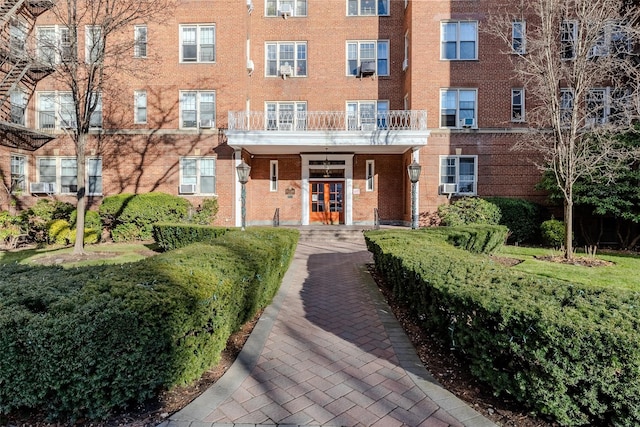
left=541, top=219, right=566, bottom=248
left=483, top=197, right=543, bottom=244
left=189, top=198, right=219, bottom=225
left=67, top=229, right=100, bottom=245
left=47, top=219, right=71, bottom=245
left=153, top=223, right=229, bottom=251
left=99, top=193, right=192, bottom=242
left=20, top=200, right=74, bottom=243
left=0, top=212, right=24, bottom=246
left=365, top=228, right=640, bottom=426
left=67, top=210, right=102, bottom=245
left=0, top=228, right=298, bottom=422
left=437, top=197, right=501, bottom=227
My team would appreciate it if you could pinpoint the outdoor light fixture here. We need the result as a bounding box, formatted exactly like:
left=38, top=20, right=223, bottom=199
left=236, top=159, right=251, bottom=230
left=407, top=160, right=421, bottom=229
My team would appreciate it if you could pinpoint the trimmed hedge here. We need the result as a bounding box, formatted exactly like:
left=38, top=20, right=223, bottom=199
left=365, top=227, right=640, bottom=426
left=437, top=197, right=501, bottom=227
left=153, top=223, right=230, bottom=251
left=0, top=227, right=298, bottom=421
left=483, top=197, right=543, bottom=244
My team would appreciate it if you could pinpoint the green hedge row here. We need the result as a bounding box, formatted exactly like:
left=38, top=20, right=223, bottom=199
left=153, top=223, right=230, bottom=251
left=0, top=228, right=298, bottom=421
left=364, top=227, right=640, bottom=426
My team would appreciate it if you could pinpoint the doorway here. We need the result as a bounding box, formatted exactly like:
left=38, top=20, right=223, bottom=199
left=310, top=181, right=344, bottom=224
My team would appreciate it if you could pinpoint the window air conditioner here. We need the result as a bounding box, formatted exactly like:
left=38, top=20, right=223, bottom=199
left=30, top=182, right=56, bottom=193
left=199, top=119, right=213, bottom=128
left=439, top=183, right=458, bottom=194
left=246, top=59, right=255, bottom=75
left=360, top=122, right=377, bottom=131
left=279, top=64, right=293, bottom=78
left=179, top=183, right=197, bottom=194
left=461, top=117, right=475, bottom=128
left=359, top=60, right=376, bottom=76
left=278, top=123, right=293, bottom=131
left=279, top=4, right=292, bottom=17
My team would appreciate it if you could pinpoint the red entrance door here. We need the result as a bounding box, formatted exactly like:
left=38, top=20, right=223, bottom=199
left=310, top=182, right=344, bottom=224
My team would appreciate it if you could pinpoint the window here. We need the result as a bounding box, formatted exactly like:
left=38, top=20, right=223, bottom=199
left=561, top=20, right=577, bottom=60
left=441, top=21, right=477, bottom=60
left=270, top=160, right=278, bottom=192
left=586, top=88, right=626, bottom=126
left=366, top=160, right=374, bottom=191
left=134, top=90, right=147, bottom=124
left=440, top=156, right=477, bottom=195
left=180, top=24, right=215, bottom=62
left=512, top=21, right=526, bottom=54
left=37, top=25, right=74, bottom=64
left=134, top=25, right=147, bottom=58
left=589, top=22, right=630, bottom=57
left=266, top=0, right=307, bottom=17
left=180, top=157, right=216, bottom=194
left=266, top=42, right=307, bottom=77
left=10, top=155, right=26, bottom=193
left=180, top=91, right=215, bottom=129
left=35, top=157, right=102, bottom=194
left=10, top=19, right=27, bottom=56
left=560, top=88, right=574, bottom=124
left=346, top=40, right=389, bottom=76
left=10, top=90, right=26, bottom=125
left=347, top=0, right=389, bottom=16
left=511, top=88, right=525, bottom=122
left=346, top=100, right=389, bottom=130
left=440, top=89, right=477, bottom=128
left=86, top=26, right=103, bottom=63
left=266, top=101, right=307, bottom=130
left=37, top=91, right=102, bottom=130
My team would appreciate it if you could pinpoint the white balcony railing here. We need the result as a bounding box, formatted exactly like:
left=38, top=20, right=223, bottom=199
left=228, top=110, right=427, bottom=131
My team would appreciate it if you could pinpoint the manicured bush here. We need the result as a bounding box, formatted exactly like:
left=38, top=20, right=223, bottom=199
left=437, top=197, right=501, bottom=227
left=68, top=210, right=102, bottom=245
left=47, top=219, right=71, bottom=245
left=365, top=228, right=640, bottom=426
left=0, top=227, right=298, bottom=421
left=541, top=219, right=566, bottom=248
left=0, top=212, right=24, bottom=246
left=99, top=193, right=192, bottom=242
left=483, top=197, right=543, bottom=244
left=189, top=198, right=219, bottom=225
left=153, top=223, right=229, bottom=251
left=20, top=199, right=74, bottom=243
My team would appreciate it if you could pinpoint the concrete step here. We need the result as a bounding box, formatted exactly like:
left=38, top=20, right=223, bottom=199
left=296, top=227, right=371, bottom=244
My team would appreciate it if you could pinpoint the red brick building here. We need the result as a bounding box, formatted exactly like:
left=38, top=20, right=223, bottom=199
left=1, top=0, right=547, bottom=227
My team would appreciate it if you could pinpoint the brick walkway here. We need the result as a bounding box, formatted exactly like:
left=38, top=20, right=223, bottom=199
left=160, top=239, right=495, bottom=427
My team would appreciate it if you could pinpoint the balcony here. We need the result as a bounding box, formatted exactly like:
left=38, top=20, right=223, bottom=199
left=226, top=110, right=429, bottom=155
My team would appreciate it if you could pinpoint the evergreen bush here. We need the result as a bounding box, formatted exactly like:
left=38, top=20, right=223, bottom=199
left=541, top=219, right=566, bottom=248
left=483, top=197, right=543, bottom=244
left=437, top=197, right=501, bottom=227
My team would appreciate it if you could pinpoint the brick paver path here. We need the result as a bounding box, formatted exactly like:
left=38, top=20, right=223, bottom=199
left=161, top=239, right=495, bottom=427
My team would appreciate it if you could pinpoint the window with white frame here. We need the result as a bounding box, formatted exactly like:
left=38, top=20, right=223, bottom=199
left=511, top=88, right=525, bottom=122
left=10, top=154, right=26, bottom=193
left=347, top=0, right=389, bottom=16
left=440, top=89, right=477, bottom=128
left=134, top=90, right=147, bottom=124
left=87, top=158, right=102, bottom=195
left=37, top=91, right=102, bottom=130
left=366, top=160, right=375, bottom=191
left=441, top=21, right=477, bottom=60
left=10, top=19, right=27, bottom=56
left=270, top=160, right=278, bottom=192
left=86, top=26, right=103, bottom=63
left=36, top=26, right=74, bottom=64
left=561, top=20, right=577, bottom=60
left=10, top=90, right=26, bottom=125
left=265, top=101, right=307, bottom=130
left=180, top=24, right=215, bottom=63
left=346, top=100, right=389, bottom=130
left=35, top=157, right=102, bottom=194
left=134, top=25, right=147, bottom=58
left=180, top=91, right=215, bottom=129
left=589, top=22, right=630, bottom=58
left=266, top=42, right=307, bottom=77
left=560, top=88, right=574, bottom=124
left=266, top=0, right=307, bottom=17
left=585, top=88, right=627, bottom=126
left=180, top=157, right=216, bottom=194
left=347, top=40, right=389, bottom=76
left=512, top=21, right=526, bottom=54
left=440, top=156, right=477, bottom=195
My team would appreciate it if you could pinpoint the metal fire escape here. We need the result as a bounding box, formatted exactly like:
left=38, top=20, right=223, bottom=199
left=0, top=0, right=55, bottom=150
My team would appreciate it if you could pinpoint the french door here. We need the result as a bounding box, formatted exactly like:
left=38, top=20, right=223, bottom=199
left=310, top=181, right=344, bottom=224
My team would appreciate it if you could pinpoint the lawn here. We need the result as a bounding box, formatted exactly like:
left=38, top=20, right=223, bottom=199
left=498, top=245, right=640, bottom=291
left=0, top=242, right=159, bottom=268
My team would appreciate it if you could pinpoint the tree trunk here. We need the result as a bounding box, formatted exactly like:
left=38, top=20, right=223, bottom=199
left=73, top=133, right=87, bottom=254
left=564, top=199, right=573, bottom=260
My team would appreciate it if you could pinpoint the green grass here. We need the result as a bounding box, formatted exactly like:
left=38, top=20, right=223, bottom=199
left=0, top=243, right=159, bottom=268
left=498, top=245, right=640, bottom=291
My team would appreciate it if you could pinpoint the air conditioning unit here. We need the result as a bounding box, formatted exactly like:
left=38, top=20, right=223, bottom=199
left=360, top=60, right=376, bottom=76
left=179, top=183, right=196, bottom=194
left=246, top=59, right=255, bottom=75
left=360, top=122, right=376, bottom=131
left=30, top=182, right=56, bottom=194
left=199, top=119, right=213, bottom=128
left=461, top=117, right=475, bottom=128
left=402, top=58, right=409, bottom=71
left=278, top=122, right=293, bottom=131
left=280, top=64, right=293, bottom=78
left=439, top=183, right=458, bottom=194
left=279, top=4, right=292, bottom=17
left=246, top=0, right=254, bottom=13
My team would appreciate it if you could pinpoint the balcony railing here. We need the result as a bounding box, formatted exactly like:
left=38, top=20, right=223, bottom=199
left=228, top=110, right=427, bottom=131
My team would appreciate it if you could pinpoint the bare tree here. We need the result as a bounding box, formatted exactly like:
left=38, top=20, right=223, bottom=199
left=487, top=0, right=640, bottom=258
left=39, top=0, right=174, bottom=254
